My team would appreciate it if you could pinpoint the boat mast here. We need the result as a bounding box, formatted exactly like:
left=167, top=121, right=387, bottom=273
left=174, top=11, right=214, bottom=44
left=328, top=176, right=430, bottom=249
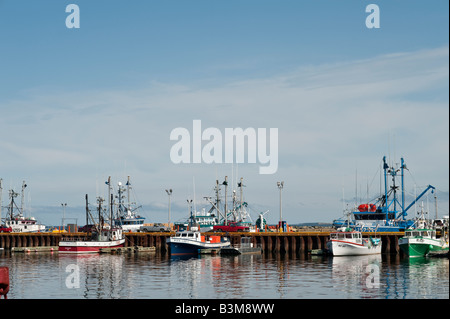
left=238, top=177, right=244, bottom=220
left=382, top=156, right=390, bottom=222
left=106, top=176, right=112, bottom=225
left=223, top=176, right=228, bottom=224
left=97, top=196, right=104, bottom=231
left=110, top=193, right=114, bottom=227
left=401, top=158, right=406, bottom=219
left=85, top=194, right=89, bottom=226
left=216, top=180, right=221, bottom=217
left=8, top=189, right=19, bottom=220
left=434, top=193, right=438, bottom=220
left=126, top=176, right=131, bottom=211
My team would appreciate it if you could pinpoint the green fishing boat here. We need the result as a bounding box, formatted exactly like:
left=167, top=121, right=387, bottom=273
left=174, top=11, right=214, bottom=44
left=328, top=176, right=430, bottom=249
left=399, top=211, right=449, bottom=257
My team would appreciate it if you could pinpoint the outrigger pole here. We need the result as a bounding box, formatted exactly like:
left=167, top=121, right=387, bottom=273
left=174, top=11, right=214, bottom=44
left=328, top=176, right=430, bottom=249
left=382, top=156, right=435, bottom=221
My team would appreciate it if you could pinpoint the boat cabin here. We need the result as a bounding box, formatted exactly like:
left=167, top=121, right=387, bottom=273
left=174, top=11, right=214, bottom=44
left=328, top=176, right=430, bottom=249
left=173, top=231, right=223, bottom=243
left=405, top=229, right=436, bottom=239
left=330, top=231, right=363, bottom=244
left=95, top=228, right=123, bottom=242
left=174, top=231, right=201, bottom=240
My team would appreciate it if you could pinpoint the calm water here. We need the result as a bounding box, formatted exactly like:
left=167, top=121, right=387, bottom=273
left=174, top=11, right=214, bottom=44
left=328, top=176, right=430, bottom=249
left=1, top=251, right=448, bottom=299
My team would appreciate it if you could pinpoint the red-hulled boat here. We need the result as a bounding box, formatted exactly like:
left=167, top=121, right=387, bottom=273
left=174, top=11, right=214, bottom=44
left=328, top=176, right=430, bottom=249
left=59, top=176, right=126, bottom=254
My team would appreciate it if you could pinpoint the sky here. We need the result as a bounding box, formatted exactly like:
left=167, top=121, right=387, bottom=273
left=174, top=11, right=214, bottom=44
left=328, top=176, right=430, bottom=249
left=0, top=1, right=448, bottom=226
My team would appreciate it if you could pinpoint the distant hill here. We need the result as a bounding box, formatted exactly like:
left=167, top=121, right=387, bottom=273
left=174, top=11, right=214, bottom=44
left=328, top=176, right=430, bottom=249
left=291, top=222, right=333, bottom=227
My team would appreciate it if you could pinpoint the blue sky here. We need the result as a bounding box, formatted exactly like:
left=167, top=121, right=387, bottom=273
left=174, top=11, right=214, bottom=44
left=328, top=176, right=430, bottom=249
left=0, top=1, right=448, bottom=226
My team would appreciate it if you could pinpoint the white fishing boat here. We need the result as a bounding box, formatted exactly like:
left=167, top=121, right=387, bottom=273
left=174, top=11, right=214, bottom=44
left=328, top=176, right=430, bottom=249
left=1, top=180, right=46, bottom=233
left=113, top=177, right=145, bottom=232
left=327, top=228, right=382, bottom=256
left=167, top=231, right=231, bottom=255
left=59, top=227, right=125, bottom=254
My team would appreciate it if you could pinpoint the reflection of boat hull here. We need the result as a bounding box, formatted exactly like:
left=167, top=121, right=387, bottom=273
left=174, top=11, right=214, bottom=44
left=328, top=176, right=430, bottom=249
left=58, top=239, right=125, bottom=254
left=327, top=240, right=382, bottom=256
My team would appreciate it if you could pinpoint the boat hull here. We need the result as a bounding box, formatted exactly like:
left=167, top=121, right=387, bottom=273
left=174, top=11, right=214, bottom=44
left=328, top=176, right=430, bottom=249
left=327, top=240, right=382, bottom=256
left=399, top=237, right=448, bottom=257
left=58, top=239, right=126, bottom=254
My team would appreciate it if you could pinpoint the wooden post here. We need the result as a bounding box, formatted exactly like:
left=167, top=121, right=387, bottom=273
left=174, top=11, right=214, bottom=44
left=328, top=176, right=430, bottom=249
left=267, top=236, right=272, bottom=252
left=384, top=236, right=390, bottom=254
left=290, top=236, right=296, bottom=253
left=316, top=236, right=322, bottom=250
left=307, top=236, right=313, bottom=251
left=284, top=236, right=290, bottom=253
left=298, top=236, right=305, bottom=253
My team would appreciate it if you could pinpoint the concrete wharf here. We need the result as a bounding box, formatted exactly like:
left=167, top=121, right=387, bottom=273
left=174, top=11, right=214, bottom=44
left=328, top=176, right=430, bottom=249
left=0, top=231, right=405, bottom=255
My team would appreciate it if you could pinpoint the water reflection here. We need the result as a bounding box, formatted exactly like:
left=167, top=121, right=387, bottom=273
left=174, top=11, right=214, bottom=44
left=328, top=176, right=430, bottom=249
left=0, top=250, right=448, bottom=299
left=330, top=255, right=382, bottom=298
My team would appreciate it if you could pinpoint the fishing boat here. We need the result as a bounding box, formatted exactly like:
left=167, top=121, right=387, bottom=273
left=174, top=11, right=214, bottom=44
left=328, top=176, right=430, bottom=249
left=113, top=177, right=145, bottom=232
left=326, top=228, right=382, bottom=256
left=333, top=156, right=435, bottom=232
left=203, top=177, right=256, bottom=232
left=167, top=231, right=231, bottom=256
left=1, top=181, right=46, bottom=233
left=399, top=209, right=449, bottom=257
left=59, top=177, right=125, bottom=254
left=168, top=196, right=231, bottom=255
left=59, top=227, right=125, bottom=254
left=191, top=208, right=219, bottom=232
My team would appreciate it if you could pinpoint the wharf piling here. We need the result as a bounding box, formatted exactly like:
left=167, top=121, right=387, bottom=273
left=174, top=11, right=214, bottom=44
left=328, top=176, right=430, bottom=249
left=1, top=231, right=406, bottom=255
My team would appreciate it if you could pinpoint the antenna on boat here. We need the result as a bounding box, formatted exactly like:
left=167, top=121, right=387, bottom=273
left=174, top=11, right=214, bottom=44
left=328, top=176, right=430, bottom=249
left=238, top=177, right=244, bottom=219
left=126, top=176, right=131, bottom=211
left=0, top=178, right=2, bottom=222
left=434, top=192, right=438, bottom=220
left=105, top=176, right=112, bottom=226
left=97, top=196, right=104, bottom=231
left=223, top=176, right=228, bottom=224
left=85, top=194, right=89, bottom=226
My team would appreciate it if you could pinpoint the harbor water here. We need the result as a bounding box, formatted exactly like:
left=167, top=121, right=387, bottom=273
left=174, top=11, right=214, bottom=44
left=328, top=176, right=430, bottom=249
left=1, top=250, right=448, bottom=300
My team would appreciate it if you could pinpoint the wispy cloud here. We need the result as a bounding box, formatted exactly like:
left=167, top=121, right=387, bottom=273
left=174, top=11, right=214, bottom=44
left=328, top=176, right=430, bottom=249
left=1, top=46, right=448, bottom=224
